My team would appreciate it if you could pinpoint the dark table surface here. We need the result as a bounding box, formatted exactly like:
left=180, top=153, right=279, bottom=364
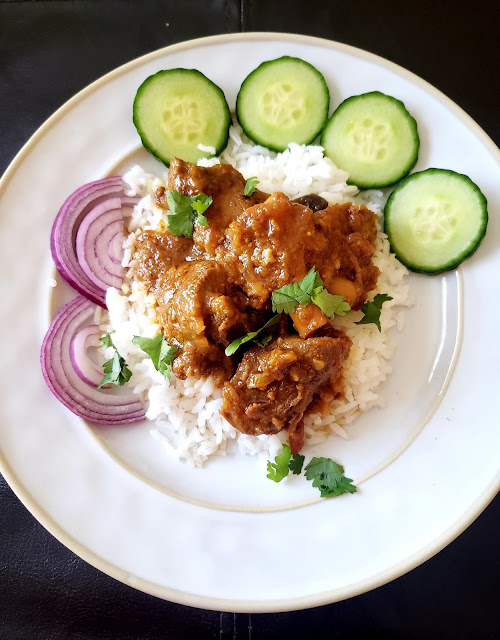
left=1, top=1, right=499, bottom=638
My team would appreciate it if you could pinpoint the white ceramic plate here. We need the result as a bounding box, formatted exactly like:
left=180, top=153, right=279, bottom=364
left=0, top=33, right=498, bottom=612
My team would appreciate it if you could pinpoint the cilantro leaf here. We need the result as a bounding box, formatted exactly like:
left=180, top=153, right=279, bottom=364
left=190, top=193, right=212, bottom=227
left=99, top=333, right=114, bottom=349
left=244, top=176, right=259, bottom=196
left=190, top=193, right=212, bottom=214
left=299, top=266, right=324, bottom=295
left=98, top=334, right=132, bottom=388
left=304, top=457, right=357, bottom=497
left=225, top=314, right=281, bottom=356
left=165, top=190, right=212, bottom=238
left=271, top=268, right=321, bottom=313
left=167, top=191, right=194, bottom=238
left=271, top=283, right=303, bottom=314
left=195, top=212, right=209, bottom=227
left=132, top=334, right=177, bottom=380
left=271, top=284, right=302, bottom=314
left=355, top=293, right=393, bottom=332
left=266, top=444, right=292, bottom=482
left=165, top=190, right=195, bottom=238
left=255, top=334, right=272, bottom=348
left=289, top=453, right=305, bottom=475
left=272, top=267, right=351, bottom=318
left=267, top=450, right=355, bottom=495
left=311, top=289, right=351, bottom=318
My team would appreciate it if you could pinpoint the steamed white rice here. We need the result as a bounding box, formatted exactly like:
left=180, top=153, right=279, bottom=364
left=98, top=122, right=412, bottom=467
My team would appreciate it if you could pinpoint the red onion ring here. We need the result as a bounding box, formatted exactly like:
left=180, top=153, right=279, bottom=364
left=108, top=230, right=124, bottom=265
left=41, top=296, right=145, bottom=425
left=95, top=220, right=124, bottom=275
left=50, top=178, right=124, bottom=306
left=50, top=178, right=138, bottom=308
left=76, top=199, right=124, bottom=290
left=70, top=324, right=109, bottom=388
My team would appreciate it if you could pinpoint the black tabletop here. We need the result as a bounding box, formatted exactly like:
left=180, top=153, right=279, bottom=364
left=1, top=2, right=499, bottom=638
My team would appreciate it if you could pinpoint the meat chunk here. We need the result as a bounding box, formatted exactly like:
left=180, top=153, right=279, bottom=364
left=290, top=303, right=330, bottom=339
left=162, top=158, right=267, bottom=257
left=225, top=192, right=317, bottom=308
left=224, top=194, right=378, bottom=312
left=310, top=203, right=380, bottom=310
left=134, top=226, right=192, bottom=292
left=154, top=261, right=255, bottom=384
left=221, top=332, right=351, bottom=450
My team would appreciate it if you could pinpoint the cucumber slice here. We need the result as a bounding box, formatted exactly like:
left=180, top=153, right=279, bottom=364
left=320, top=91, right=419, bottom=188
left=384, top=169, right=488, bottom=274
left=236, top=56, right=329, bottom=152
left=133, top=69, right=231, bottom=165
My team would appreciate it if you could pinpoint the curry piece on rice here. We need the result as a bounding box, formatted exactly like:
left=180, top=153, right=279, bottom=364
left=134, top=158, right=379, bottom=451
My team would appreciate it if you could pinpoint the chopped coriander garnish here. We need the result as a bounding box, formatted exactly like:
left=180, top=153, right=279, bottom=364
left=98, top=334, right=132, bottom=388
left=355, top=293, right=393, bottom=332
left=225, top=314, right=282, bottom=356
left=266, top=446, right=356, bottom=498
left=189, top=194, right=212, bottom=227
left=255, top=333, right=273, bottom=348
left=99, top=334, right=114, bottom=349
left=132, top=334, right=177, bottom=380
left=266, top=445, right=306, bottom=482
left=271, top=267, right=322, bottom=314
left=304, top=457, right=357, bottom=497
left=165, top=190, right=213, bottom=238
left=271, top=283, right=309, bottom=314
left=288, top=453, right=305, bottom=475
left=271, top=267, right=351, bottom=318
left=312, top=288, right=351, bottom=318
left=299, top=265, right=323, bottom=293
left=266, top=443, right=292, bottom=482
left=244, top=176, right=259, bottom=196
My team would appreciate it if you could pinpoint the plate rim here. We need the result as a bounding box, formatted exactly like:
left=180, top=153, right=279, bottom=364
left=1, top=31, right=499, bottom=613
